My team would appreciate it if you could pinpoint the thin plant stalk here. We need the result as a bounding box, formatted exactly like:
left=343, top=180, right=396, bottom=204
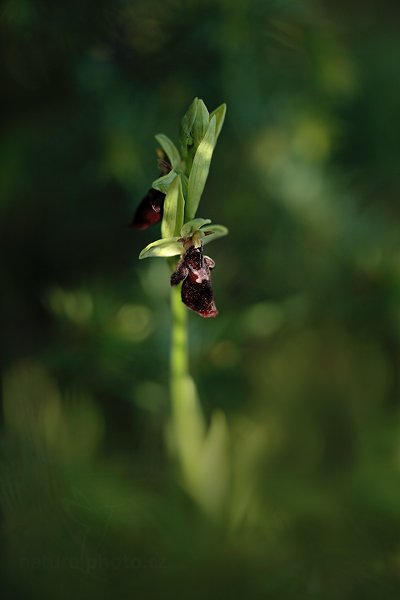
left=170, top=281, right=189, bottom=410
left=169, top=279, right=207, bottom=496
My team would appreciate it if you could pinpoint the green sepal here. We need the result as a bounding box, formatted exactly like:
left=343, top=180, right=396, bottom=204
left=155, top=134, right=181, bottom=170
left=152, top=170, right=177, bottom=193
left=181, top=218, right=211, bottom=238
left=162, top=175, right=185, bottom=239
left=179, top=97, right=198, bottom=155
left=200, top=224, right=229, bottom=245
left=192, top=99, right=210, bottom=150
left=139, top=237, right=182, bottom=259
left=209, top=103, right=226, bottom=143
left=186, top=116, right=216, bottom=221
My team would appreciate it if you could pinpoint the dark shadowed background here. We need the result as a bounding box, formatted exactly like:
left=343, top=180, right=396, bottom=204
left=1, top=0, right=400, bottom=598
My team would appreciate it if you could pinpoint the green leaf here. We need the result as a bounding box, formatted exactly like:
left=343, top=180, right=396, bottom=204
left=186, top=116, right=216, bottom=221
left=192, top=99, right=210, bottom=149
left=139, top=237, right=182, bottom=259
left=181, top=218, right=211, bottom=238
left=180, top=97, right=198, bottom=154
left=155, top=134, right=181, bottom=169
left=152, top=170, right=177, bottom=193
left=162, top=175, right=185, bottom=239
left=209, top=103, right=226, bottom=143
left=200, top=224, right=229, bottom=245
left=180, top=172, right=189, bottom=199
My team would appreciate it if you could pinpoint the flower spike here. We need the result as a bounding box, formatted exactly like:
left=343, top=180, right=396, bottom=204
left=134, top=98, right=227, bottom=317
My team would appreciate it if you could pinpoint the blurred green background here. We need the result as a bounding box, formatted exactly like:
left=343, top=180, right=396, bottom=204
left=1, top=0, right=400, bottom=597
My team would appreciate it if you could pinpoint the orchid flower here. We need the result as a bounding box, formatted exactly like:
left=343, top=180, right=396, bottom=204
left=133, top=98, right=228, bottom=317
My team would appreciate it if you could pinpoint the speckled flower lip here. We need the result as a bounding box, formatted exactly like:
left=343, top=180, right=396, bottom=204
left=171, top=245, right=218, bottom=318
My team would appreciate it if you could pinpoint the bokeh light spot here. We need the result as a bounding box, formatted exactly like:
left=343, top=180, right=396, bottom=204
left=115, top=304, right=153, bottom=342
left=243, top=302, right=285, bottom=337
left=210, top=341, right=241, bottom=368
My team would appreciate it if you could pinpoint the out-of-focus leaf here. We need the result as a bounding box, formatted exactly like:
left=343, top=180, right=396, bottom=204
left=186, top=116, right=216, bottom=221
left=197, top=410, right=230, bottom=517
left=162, top=175, right=185, bottom=239
left=155, top=134, right=181, bottom=169
left=139, top=237, right=182, bottom=259
left=167, top=370, right=207, bottom=502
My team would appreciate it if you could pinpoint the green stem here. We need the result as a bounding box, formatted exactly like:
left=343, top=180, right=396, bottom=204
left=169, top=282, right=206, bottom=490
left=169, top=283, right=189, bottom=468
left=170, top=283, right=189, bottom=394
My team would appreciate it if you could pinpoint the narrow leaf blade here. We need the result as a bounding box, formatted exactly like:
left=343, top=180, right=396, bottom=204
left=161, top=175, right=185, bottom=239
left=209, top=103, right=226, bottom=143
left=186, top=116, right=216, bottom=221
left=180, top=97, right=198, bottom=154
left=155, top=134, right=181, bottom=169
left=192, top=99, right=210, bottom=149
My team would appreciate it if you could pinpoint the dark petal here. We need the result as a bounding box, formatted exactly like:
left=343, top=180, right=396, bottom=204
left=170, top=247, right=201, bottom=286
left=183, top=245, right=204, bottom=271
left=204, top=255, right=215, bottom=269
left=181, top=278, right=218, bottom=318
left=170, top=244, right=219, bottom=317
left=170, top=260, right=189, bottom=286
left=130, top=188, right=165, bottom=230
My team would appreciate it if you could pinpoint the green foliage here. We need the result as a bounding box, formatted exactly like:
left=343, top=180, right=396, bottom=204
left=191, top=99, right=210, bottom=150
left=200, top=224, right=229, bottom=245
left=181, top=218, right=211, bottom=237
left=140, top=98, right=227, bottom=260
left=151, top=169, right=177, bottom=193
left=161, top=175, right=185, bottom=239
left=179, top=96, right=199, bottom=155
left=154, top=134, right=181, bottom=170
left=139, top=237, right=182, bottom=259
left=186, top=115, right=217, bottom=221
left=209, top=103, right=227, bottom=143
left=139, top=220, right=227, bottom=259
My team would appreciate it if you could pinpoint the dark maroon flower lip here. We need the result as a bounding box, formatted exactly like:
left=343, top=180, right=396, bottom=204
left=130, top=188, right=165, bottom=230
left=170, top=245, right=218, bottom=318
